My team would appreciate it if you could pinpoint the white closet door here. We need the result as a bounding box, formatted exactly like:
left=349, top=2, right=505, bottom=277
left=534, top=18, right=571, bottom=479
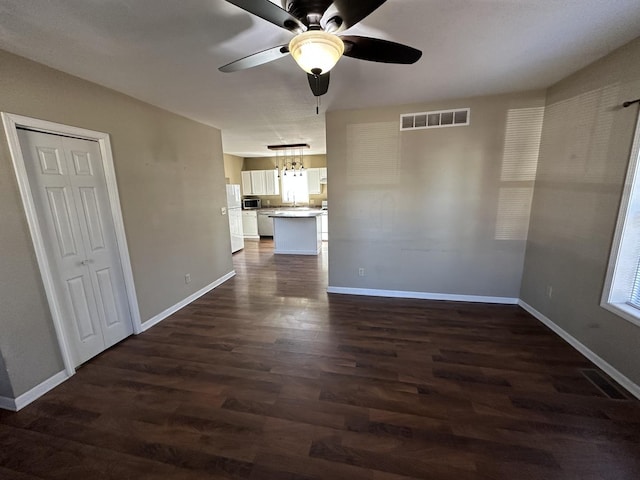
left=18, top=129, right=133, bottom=366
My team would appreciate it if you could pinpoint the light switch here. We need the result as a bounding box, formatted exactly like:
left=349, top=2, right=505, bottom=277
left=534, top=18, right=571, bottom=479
left=221, top=207, right=227, bottom=215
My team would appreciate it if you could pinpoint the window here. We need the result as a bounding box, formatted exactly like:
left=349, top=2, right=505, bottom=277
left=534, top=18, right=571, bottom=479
left=281, top=170, right=309, bottom=205
left=601, top=110, right=640, bottom=326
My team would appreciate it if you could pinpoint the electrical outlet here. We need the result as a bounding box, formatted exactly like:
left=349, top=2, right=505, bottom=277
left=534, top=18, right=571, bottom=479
left=358, top=267, right=365, bottom=277
left=546, top=285, right=553, bottom=298
left=185, top=273, right=191, bottom=284
left=221, top=207, right=227, bottom=215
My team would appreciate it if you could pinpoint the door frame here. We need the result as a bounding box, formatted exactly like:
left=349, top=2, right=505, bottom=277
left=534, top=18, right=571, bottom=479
left=2, top=112, right=142, bottom=376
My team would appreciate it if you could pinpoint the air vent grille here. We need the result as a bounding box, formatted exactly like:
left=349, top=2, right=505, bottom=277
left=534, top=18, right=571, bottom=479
left=400, top=108, right=470, bottom=131
left=580, top=369, right=629, bottom=400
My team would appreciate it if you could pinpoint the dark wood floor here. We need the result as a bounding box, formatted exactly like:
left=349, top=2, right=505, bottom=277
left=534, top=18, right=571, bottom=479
left=2, top=240, right=639, bottom=479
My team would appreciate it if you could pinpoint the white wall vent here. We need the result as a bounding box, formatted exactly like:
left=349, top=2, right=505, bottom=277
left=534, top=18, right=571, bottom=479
left=400, top=108, right=470, bottom=131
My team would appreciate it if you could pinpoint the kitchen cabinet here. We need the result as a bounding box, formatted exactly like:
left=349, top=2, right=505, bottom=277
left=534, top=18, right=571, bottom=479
left=264, top=169, right=280, bottom=195
left=271, top=211, right=323, bottom=255
left=250, top=170, right=266, bottom=195
left=241, top=170, right=280, bottom=196
left=319, top=167, right=327, bottom=184
left=241, top=210, right=259, bottom=239
left=241, top=171, right=253, bottom=195
left=307, top=168, right=322, bottom=195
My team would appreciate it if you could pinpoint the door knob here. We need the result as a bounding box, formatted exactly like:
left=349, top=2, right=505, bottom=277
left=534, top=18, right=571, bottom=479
left=80, top=259, right=90, bottom=266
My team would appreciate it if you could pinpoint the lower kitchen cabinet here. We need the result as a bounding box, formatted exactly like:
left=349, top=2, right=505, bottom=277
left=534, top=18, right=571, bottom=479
left=241, top=210, right=259, bottom=239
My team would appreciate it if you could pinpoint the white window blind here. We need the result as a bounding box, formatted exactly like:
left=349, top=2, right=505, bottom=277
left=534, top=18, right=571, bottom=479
left=627, top=213, right=640, bottom=308
left=630, top=254, right=640, bottom=308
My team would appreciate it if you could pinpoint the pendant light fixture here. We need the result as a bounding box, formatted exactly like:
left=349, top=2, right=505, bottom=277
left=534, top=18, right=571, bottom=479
left=269, top=143, right=309, bottom=177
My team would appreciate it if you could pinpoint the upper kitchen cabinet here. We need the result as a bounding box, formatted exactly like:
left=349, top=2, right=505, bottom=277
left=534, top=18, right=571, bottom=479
left=241, top=210, right=259, bottom=239
left=241, top=171, right=252, bottom=195
left=307, top=168, right=322, bottom=195
left=264, top=170, right=279, bottom=195
left=250, top=170, right=266, bottom=195
left=241, top=169, right=280, bottom=196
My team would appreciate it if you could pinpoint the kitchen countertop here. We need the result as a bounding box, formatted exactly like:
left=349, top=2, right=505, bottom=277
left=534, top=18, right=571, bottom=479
left=256, top=206, right=323, bottom=211
left=269, top=210, right=324, bottom=218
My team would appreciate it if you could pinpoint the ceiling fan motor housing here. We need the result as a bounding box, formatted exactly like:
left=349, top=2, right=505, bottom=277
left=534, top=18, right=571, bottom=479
left=284, top=0, right=335, bottom=26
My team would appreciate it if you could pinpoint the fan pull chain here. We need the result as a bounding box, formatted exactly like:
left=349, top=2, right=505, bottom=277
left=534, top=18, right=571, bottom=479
left=316, top=95, right=320, bottom=115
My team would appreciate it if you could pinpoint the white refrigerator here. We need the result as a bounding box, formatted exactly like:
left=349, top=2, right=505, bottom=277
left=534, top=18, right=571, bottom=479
left=226, top=184, right=244, bottom=253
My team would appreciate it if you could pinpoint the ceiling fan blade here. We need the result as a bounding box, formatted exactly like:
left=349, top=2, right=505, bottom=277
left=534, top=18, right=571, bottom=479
left=341, top=36, right=422, bottom=64
left=224, top=0, right=306, bottom=33
left=219, top=45, right=290, bottom=73
left=327, top=0, right=387, bottom=30
left=307, top=72, right=330, bottom=97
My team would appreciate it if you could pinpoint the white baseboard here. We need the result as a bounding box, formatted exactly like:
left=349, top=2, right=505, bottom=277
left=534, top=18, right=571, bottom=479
left=140, top=270, right=235, bottom=332
left=518, top=300, right=640, bottom=400
left=327, top=286, right=518, bottom=305
left=0, top=370, right=69, bottom=412
left=0, top=395, right=14, bottom=411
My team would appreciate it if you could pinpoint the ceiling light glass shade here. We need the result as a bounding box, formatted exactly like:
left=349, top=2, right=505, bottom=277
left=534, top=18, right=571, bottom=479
left=289, top=31, right=344, bottom=75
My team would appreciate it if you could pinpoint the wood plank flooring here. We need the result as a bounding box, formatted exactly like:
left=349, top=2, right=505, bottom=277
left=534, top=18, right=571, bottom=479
left=2, top=240, right=639, bottom=479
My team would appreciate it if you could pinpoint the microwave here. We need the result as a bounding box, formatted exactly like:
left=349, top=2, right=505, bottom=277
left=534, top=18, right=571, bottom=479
left=242, top=198, right=261, bottom=209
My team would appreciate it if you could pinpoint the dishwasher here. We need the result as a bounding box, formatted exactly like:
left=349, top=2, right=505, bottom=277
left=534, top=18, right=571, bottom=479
left=257, top=210, right=275, bottom=236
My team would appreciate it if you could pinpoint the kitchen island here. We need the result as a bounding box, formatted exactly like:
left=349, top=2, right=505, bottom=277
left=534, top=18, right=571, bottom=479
left=269, top=210, right=323, bottom=255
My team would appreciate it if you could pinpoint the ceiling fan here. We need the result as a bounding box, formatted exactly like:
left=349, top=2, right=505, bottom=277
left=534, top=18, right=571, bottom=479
left=219, top=0, right=422, bottom=98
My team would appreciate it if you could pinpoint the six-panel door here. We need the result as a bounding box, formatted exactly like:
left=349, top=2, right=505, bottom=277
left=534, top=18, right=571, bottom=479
left=18, top=129, right=133, bottom=367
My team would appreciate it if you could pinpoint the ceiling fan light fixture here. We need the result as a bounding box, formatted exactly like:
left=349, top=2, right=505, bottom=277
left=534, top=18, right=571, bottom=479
left=288, top=30, right=344, bottom=75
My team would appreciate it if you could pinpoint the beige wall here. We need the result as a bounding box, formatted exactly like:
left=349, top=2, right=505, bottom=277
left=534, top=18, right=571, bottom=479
left=244, top=154, right=327, bottom=170
left=0, top=49, right=232, bottom=398
left=326, top=91, right=546, bottom=298
left=521, top=37, right=640, bottom=385
left=243, top=154, right=327, bottom=207
left=223, top=153, right=244, bottom=185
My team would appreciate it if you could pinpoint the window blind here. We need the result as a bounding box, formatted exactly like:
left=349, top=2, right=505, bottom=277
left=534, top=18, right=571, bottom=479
left=630, top=248, right=640, bottom=308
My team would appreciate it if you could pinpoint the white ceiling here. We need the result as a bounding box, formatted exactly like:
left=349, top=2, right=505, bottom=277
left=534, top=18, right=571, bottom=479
left=1, top=1, right=640, bottom=157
